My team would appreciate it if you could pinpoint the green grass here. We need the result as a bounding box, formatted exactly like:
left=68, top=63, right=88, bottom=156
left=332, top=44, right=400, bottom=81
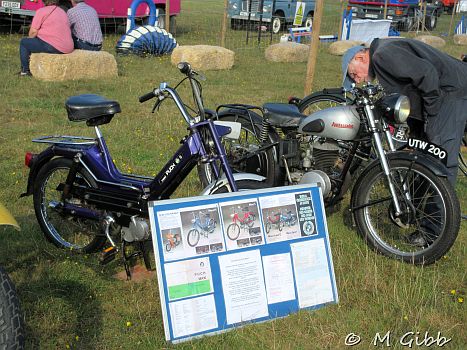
left=0, top=0, right=466, bottom=348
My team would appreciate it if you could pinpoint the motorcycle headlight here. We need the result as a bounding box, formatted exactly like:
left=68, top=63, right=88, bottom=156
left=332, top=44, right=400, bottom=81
left=394, top=95, right=410, bottom=123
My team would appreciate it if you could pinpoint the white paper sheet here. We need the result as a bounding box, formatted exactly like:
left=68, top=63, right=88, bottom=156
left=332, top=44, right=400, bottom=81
left=169, top=294, right=218, bottom=338
left=218, top=250, right=269, bottom=324
left=262, top=253, right=296, bottom=304
left=291, top=239, right=334, bottom=308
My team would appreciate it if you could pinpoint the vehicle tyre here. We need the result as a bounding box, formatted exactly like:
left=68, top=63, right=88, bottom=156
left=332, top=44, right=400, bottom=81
left=187, top=229, right=200, bottom=247
left=304, top=14, right=313, bottom=28
left=425, top=12, right=437, bottom=31
left=33, top=158, right=107, bottom=253
left=197, top=112, right=281, bottom=187
left=265, top=222, right=271, bottom=234
left=165, top=243, right=172, bottom=252
left=351, top=158, right=460, bottom=265
left=247, top=214, right=256, bottom=228
left=227, top=223, right=241, bottom=240
left=271, top=14, right=284, bottom=34
left=0, top=267, right=25, bottom=350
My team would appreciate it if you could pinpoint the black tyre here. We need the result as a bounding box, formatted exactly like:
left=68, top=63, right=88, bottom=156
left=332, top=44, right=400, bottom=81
left=271, top=14, right=284, bottom=34
left=187, top=229, right=200, bottom=247
left=265, top=222, right=271, bottom=234
left=33, top=158, right=107, bottom=253
left=197, top=112, right=281, bottom=187
left=0, top=267, right=25, bottom=350
left=425, top=12, right=437, bottom=31
left=351, top=159, right=460, bottom=265
left=227, top=223, right=241, bottom=240
left=165, top=243, right=172, bottom=252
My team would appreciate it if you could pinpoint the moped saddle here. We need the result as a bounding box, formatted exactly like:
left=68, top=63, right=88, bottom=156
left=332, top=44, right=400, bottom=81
left=263, top=103, right=307, bottom=128
left=65, top=94, right=121, bottom=126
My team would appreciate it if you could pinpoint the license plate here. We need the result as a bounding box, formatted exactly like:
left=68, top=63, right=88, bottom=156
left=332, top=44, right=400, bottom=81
left=407, top=138, right=447, bottom=165
left=1, top=1, right=20, bottom=8
left=365, top=13, right=378, bottom=19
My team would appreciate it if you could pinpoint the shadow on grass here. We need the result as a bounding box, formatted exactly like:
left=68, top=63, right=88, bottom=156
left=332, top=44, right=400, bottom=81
left=22, top=278, right=103, bottom=350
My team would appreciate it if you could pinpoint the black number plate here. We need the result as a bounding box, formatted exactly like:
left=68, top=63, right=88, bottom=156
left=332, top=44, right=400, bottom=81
left=407, top=138, right=447, bottom=165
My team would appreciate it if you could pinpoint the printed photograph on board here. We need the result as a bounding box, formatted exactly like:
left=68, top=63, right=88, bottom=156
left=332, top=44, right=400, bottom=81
left=219, top=199, right=264, bottom=250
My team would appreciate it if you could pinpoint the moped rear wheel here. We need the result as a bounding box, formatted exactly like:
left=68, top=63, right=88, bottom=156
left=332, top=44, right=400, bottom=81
left=0, top=266, right=25, bottom=350
left=33, top=158, right=107, bottom=253
left=227, top=223, right=240, bottom=240
left=187, top=229, right=200, bottom=247
left=351, top=159, right=460, bottom=265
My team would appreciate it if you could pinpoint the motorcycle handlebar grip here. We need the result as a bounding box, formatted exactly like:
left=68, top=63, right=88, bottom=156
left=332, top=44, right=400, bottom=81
left=177, top=62, right=191, bottom=75
left=139, top=91, right=155, bottom=103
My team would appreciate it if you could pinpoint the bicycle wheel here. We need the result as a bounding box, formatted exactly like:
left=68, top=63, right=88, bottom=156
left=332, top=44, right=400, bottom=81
left=187, top=229, right=200, bottom=247
left=197, top=111, right=281, bottom=187
left=33, top=158, right=107, bottom=253
left=227, top=223, right=241, bottom=240
left=351, top=158, right=460, bottom=265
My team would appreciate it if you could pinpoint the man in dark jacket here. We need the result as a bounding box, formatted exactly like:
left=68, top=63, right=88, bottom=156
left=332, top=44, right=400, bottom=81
left=342, top=38, right=467, bottom=185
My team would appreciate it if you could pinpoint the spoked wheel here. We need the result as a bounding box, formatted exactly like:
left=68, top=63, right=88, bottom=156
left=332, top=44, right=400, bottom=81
left=271, top=16, right=283, bottom=34
left=197, top=113, right=281, bottom=187
left=187, top=229, right=200, bottom=247
left=265, top=222, right=271, bottom=234
left=227, top=223, right=241, bottom=240
left=351, top=159, right=460, bottom=265
left=0, top=267, right=25, bottom=350
left=33, top=158, right=107, bottom=253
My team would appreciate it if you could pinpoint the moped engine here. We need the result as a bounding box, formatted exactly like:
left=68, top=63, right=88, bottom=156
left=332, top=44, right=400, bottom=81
left=121, top=216, right=151, bottom=242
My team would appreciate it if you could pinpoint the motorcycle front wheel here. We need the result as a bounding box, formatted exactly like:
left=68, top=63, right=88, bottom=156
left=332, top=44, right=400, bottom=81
left=0, top=267, right=25, bottom=350
left=226, top=223, right=241, bottom=240
left=197, top=112, right=281, bottom=187
left=187, top=229, right=200, bottom=247
left=33, top=158, right=107, bottom=253
left=351, top=158, right=460, bottom=265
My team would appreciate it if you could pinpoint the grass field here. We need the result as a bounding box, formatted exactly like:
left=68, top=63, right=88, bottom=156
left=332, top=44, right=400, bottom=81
left=0, top=0, right=465, bottom=348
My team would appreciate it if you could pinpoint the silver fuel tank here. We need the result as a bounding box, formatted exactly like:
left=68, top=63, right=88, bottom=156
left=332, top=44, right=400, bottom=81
left=298, top=105, right=361, bottom=141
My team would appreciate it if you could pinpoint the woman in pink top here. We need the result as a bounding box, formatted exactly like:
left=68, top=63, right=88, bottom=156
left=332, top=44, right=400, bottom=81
left=19, top=0, right=74, bottom=76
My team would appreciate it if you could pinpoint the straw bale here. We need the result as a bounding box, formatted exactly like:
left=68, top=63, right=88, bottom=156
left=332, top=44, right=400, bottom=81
left=414, top=35, right=445, bottom=49
left=328, top=40, right=366, bottom=56
left=171, top=45, right=235, bottom=70
left=453, top=34, right=467, bottom=46
left=265, top=42, right=309, bottom=63
left=30, top=50, right=118, bottom=81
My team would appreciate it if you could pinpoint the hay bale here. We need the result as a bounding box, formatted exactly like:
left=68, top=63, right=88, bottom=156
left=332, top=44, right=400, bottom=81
left=30, top=50, right=118, bottom=81
left=328, top=40, right=366, bottom=56
left=414, top=35, right=445, bottom=49
left=171, top=45, right=235, bottom=70
left=453, top=34, right=467, bottom=46
left=265, top=42, right=309, bottom=63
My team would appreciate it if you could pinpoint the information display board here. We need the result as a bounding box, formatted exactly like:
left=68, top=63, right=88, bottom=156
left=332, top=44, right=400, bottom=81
left=148, top=184, right=338, bottom=343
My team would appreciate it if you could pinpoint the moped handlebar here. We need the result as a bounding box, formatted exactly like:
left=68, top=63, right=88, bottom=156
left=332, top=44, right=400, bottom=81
left=139, top=90, right=156, bottom=103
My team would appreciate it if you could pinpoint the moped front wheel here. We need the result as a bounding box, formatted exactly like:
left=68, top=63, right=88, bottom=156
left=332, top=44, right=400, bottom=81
left=0, top=266, right=25, bottom=350
left=33, top=158, right=107, bottom=253
left=351, top=159, right=460, bottom=265
left=165, top=243, right=172, bottom=252
left=187, top=229, right=200, bottom=247
left=265, top=222, right=271, bottom=234
left=227, top=223, right=240, bottom=240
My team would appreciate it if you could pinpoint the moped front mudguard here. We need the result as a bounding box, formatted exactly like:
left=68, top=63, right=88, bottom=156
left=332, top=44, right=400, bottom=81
left=200, top=173, right=266, bottom=196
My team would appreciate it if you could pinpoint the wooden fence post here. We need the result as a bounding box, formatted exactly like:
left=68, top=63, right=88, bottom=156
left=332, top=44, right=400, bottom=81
left=166, top=0, right=170, bottom=33
left=221, top=0, right=229, bottom=47
left=383, top=0, right=388, bottom=19
left=304, top=0, right=324, bottom=96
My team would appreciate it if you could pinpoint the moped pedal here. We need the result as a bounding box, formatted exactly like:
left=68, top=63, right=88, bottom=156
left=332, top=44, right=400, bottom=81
left=99, top=246, right=118, bottom=265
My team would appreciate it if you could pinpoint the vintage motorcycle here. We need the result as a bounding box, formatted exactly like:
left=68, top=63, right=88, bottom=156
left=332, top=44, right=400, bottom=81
left=0, top=204, right=25, bottom=350
left=280, top=209, right=297, bottom=227
left=199, top=84, right=461, bottom=265
left=164, top=231, right=181, bottom=252
left=21, top=62, right=265, bottom=278
left=264, top=211, right=283, bottom=234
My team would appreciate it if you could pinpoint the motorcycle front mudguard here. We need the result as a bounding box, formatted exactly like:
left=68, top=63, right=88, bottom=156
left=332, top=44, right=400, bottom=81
left=200, top=173, right=266, bottom=196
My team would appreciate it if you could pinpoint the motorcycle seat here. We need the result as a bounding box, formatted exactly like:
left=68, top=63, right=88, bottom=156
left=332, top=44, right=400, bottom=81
left=65, top=94, right=121, bottom=126
left=263, top=103, right=307, bottom=128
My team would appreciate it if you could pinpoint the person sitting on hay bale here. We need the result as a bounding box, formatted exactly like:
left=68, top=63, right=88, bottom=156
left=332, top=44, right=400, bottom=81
left=68, top=0, right=103, bottom=51
left=19, top=0, right=73, bottom=77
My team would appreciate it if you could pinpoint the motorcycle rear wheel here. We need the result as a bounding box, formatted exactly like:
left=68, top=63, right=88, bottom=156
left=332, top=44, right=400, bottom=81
left=197, top=113, right=281, bottom=187
left=351, top=159, right=460, bottom=265
left=33, top=158, right=107, bottom=253
left=0, top=266, right=25, bottom=350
